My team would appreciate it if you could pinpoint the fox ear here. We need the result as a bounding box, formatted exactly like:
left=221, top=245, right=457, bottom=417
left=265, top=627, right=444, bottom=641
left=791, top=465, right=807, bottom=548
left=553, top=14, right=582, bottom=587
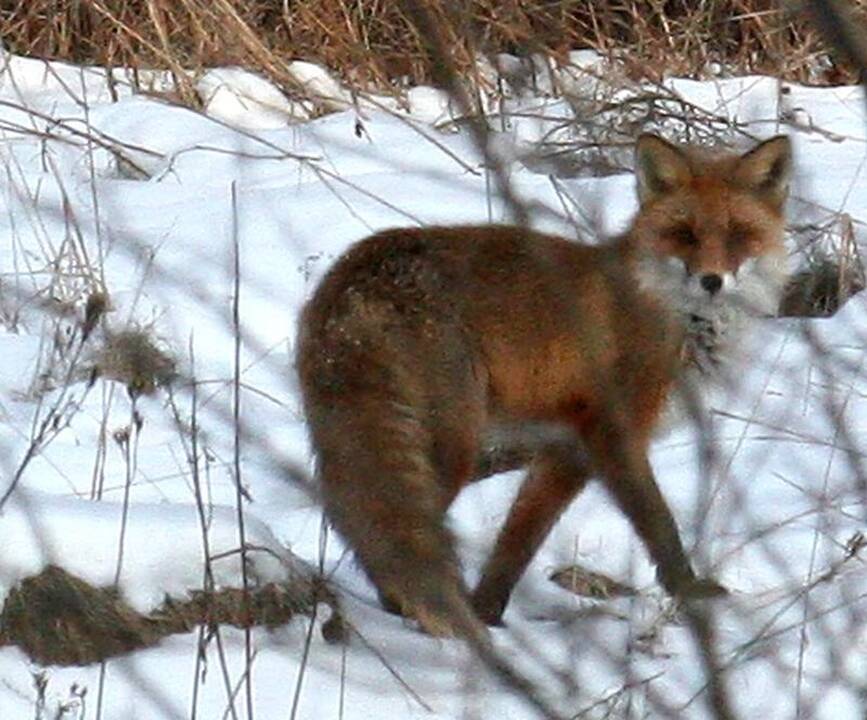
left=635, top=134, right=692, bottom=205
left=735, top=135, right=792, bottom=211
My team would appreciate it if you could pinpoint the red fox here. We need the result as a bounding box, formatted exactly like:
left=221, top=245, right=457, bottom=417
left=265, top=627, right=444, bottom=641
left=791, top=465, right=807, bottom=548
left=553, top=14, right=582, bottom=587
left=296, top=133, right=792, bottom=638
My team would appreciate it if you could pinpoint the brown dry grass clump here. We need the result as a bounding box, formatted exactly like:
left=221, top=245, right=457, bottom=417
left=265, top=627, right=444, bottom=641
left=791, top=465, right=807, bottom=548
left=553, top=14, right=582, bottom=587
left=95, top=327, right=177, bottom=397
left=0, top=565, right=340, bottom=665
left=1, top=1, right=864, bottom=99
left=780, top=214, right=866, bottom=318
left=550, top=564, right=638, bottom=599
left=0, top=566, right=162, bottom=665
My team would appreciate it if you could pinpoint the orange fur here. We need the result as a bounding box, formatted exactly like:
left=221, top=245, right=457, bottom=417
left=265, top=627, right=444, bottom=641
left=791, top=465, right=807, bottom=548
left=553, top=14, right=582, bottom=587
left=296, top=134, right=792, bottom=634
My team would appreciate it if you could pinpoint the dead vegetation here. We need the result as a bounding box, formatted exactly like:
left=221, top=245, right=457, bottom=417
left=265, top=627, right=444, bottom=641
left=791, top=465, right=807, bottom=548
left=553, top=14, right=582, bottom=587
left=781, top=213, right=866, bottom=317
left=0, top=1, right=864, bottom=103
left=0, top=565, right=341, bottom=666
left=1, top=566, right=161, bottom=665
left=93, top=326, right=177, bottom=397
left=550, top=564, right=638, bottom=599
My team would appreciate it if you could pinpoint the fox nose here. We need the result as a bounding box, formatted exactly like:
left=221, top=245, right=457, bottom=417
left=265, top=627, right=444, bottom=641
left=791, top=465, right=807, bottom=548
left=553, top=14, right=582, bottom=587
left=700, top=273, right=723, bottom=295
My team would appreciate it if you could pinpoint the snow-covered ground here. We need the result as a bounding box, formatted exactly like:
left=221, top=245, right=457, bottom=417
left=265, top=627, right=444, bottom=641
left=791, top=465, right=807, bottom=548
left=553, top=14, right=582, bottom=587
left=0, top=49, right=865, bottom=719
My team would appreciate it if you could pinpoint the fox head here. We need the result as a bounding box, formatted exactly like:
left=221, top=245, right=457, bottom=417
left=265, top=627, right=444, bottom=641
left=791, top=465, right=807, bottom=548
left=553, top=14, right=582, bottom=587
left=630, top=133, right=792, bottom=323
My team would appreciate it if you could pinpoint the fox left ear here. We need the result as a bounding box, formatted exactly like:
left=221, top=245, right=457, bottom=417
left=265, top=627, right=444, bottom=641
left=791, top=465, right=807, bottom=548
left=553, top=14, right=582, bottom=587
left=735, top=136, right=792, bottom=211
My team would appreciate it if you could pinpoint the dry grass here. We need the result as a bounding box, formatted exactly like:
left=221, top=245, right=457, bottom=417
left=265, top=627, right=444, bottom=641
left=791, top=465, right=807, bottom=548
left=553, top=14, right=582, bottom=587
left=549, top=564, right=638, bottom=599
left=781, top=213, right=866, bottom=317
left=0, top=565, right=340, bottom=665
left=0, top=1, right=864, bottom=103
left=94, top=326, right=177, bottom=397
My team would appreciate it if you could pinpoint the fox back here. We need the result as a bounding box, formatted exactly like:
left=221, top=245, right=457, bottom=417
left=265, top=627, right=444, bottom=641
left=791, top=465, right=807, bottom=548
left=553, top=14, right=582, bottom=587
left=296, top=133, right=791, bottom=637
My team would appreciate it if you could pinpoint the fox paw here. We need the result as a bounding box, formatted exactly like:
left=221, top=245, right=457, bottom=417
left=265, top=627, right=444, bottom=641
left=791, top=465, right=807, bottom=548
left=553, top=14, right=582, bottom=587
left=675, top=576, right=728, bottom=599
left=470, top=588, right=508, bottom=627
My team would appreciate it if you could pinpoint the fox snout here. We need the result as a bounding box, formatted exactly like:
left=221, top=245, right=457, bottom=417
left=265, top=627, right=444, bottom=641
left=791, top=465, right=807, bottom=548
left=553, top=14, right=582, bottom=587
left=699, top=273, right=723, bottom=295
left=674, top=265, right=733, bottom=316
left=647, top=255, right=733, bottom=298
left=682, top=259, right=777, bottom=312
left=688, top=266, right=731, bottom=302
left=643, top=251, right=785, bottom=322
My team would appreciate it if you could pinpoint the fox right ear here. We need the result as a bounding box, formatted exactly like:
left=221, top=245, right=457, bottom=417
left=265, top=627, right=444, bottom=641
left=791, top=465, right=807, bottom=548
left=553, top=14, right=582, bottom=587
left=635, top=134, right=692, bottom=206
left=734, top=135, right=793, bottom=212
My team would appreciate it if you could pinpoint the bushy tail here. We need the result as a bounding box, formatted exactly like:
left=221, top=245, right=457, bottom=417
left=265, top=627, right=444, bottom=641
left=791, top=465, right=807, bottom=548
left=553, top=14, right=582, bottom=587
left=309, top=377, right=467, bottom=631
left=305, top=383, right=565, bottom=719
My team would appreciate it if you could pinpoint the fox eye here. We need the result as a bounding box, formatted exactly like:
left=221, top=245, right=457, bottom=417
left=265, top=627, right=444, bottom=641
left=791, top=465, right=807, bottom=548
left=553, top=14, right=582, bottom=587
left=670, top=225, right=697, bottom=246
left=729, top=223, right=751, bottom=245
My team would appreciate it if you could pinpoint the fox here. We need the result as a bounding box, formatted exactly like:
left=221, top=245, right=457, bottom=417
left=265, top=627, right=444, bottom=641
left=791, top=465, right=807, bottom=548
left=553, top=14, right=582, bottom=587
left=296, top=133, right=792, bottom=639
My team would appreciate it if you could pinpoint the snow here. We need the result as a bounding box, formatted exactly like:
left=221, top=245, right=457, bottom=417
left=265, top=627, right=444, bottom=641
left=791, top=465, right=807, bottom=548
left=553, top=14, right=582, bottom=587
left=198, top=67, right=302, bottom=128
left=0, top=491, right=292, bottom=613
left=0, top=49, right=865, bottom=719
